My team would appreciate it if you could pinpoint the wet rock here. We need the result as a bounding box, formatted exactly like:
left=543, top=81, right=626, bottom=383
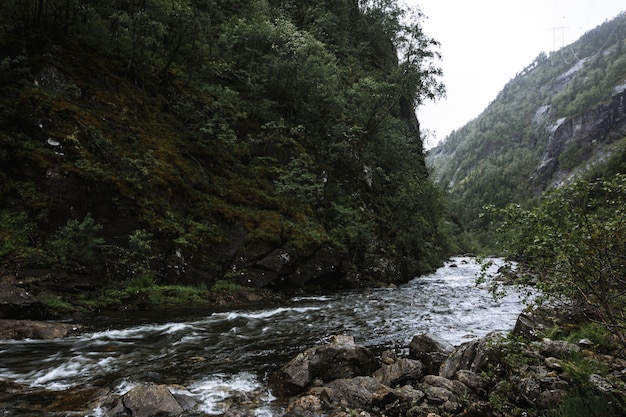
left=439, top=332, right=505, bottom=379
left=0, top=319, right=81, bottom=339
left=373, top=358, right=422, bottom=387
left=535, top=338, right=580, bottom=359
left=589, top=374, right=613, bottom=393
left=408, top=333, right=454, bottom=374
left=456, top=370, right=489, bottom=392
left=284, top=391, right=325, bottom=417
left=45, top=387, right=109, bottom=413
left=105, top=398, right=129, bottom=417
left=321, top=376, right=390, bottom=409
left=418, top=375, right=469, bottom=413
left=269, top=335, right=377, bottom=397
left=121, top=384, right=184, bottom=417
left=536, top=389, right=566, bottom=409
left=171, top=392, right=197, bottom=411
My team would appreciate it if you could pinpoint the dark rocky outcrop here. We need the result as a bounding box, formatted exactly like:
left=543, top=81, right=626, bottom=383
left=0, top=269, right=49, bottom=319
left=373, top=358, right=423, bottom=387
left=0, top=319, right=81, bottom=339
left=532, top=86, right=626, bottom=192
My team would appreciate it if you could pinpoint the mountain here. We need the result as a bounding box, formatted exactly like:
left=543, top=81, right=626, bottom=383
left=0, top=0, right=452, bottom=312
left=428, top=11, right=626, bottom=239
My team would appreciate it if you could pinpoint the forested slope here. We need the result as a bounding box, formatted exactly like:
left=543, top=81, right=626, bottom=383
left=429, top=12, right=626, bottom=240
left=0, top=0, right=451, bottom=310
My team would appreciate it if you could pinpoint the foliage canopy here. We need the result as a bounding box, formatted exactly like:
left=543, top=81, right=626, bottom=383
left=0, top=0, right=450, bottom=291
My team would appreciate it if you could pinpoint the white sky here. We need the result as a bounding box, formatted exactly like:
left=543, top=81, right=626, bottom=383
left=410, top=0, right=626, bottom=149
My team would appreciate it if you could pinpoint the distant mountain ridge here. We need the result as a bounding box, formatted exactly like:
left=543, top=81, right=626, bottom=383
left=428, top=11, right=626, bottom=234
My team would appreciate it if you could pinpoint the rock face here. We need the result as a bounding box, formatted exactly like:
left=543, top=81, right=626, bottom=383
left=532, top=86, right=626, bottom=192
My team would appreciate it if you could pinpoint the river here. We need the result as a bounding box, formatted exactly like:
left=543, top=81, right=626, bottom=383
left=0, top=256, right=528, bottom=416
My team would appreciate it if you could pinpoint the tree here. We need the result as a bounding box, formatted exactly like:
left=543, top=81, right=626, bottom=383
left=489, top=175, right=626, bottom=346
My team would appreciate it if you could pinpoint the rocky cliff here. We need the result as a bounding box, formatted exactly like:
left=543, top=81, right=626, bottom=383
left=0, top=0, right=449, bottom=315
left=532, top=84, right=626, bottom=192
left=428, top=12, right=626, bottom=235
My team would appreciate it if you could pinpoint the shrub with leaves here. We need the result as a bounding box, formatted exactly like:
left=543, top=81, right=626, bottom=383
left=489, top=174, right=626, bottom=346
left=48, top=213, right=105, bottom=269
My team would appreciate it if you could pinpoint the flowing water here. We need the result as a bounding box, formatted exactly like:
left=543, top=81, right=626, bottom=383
left=0, top=257, right=529, bottom=416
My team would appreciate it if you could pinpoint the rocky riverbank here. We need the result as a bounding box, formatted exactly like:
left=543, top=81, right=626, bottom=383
left=267, top=309, right=626, bottom=417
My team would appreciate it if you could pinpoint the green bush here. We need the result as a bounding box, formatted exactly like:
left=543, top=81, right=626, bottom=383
left=544, top=387, right=624, bottom=417
left=489, top=174, right=626, bottom=346
left=48, top=213, right=105, bottom=268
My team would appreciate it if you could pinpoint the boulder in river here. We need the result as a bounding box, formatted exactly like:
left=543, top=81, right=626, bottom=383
left=110, top=384, right=184, bottom=417
left=269, top=335, right=377, bottom=397
left=373, top=357, right=423, bottom=387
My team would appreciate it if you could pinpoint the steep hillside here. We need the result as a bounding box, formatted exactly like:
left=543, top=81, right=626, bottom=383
left=0, top=0, right=450, bottom=312
left=429, top=12, right=626, bottom=236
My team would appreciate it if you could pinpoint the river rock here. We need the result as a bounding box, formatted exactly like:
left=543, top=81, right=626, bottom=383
left=536, top=389, right=566, bottom=409
left=269, top=335, right=377, bottom=397
left=321, top=376, right=390, bottom=409
left=439, top=332, right=505, bottom=379
left=0, top=319, right=81, bottom=339
left=45, top=387, right=110, bottom=413
left=121, top=384, right=184, bottom=417
left=373, top=358, right=423, bottom=387
left=418, top=375, right=469, bottom=414
left=408, top=333, right=454, bottom=374
left=534, top=338, right=580, bottom=359
left=456, top=370, right=489, bottom=392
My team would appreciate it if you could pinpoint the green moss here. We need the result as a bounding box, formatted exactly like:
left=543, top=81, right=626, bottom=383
left=144, top=285, right=209, bottom=306
left=210, top=279, right=243, bottom=292
left=38, top=294, right=79, bottom=315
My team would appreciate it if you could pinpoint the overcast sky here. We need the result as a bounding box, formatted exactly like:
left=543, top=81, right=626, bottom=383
left=409, top=0, right=626, bottom=149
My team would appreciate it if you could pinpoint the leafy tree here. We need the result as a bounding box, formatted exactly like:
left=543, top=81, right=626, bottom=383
left=489, top=174, right=626, bottom=346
